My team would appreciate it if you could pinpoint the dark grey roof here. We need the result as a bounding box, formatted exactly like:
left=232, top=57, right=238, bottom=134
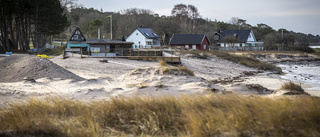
left=67, top=41, right=87, bottom=44
left=137, top=28, right=160, bottom=39
left=169, top=34, right=207, bottom=45
left=87, top=39, right=133, bottom=45
left=218, top=30, right=251, bottom=43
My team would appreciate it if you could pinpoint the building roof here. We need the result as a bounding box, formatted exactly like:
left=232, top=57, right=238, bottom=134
left=67, top=41, right=87, bottom=45
left=69, top=27, right=87, bottom=41
left=169, top=34, right=208, bottom=45
left=137, top=28, right=160, bottom=39
left=86, top=39, right=133, bottom=45
left=218, top=30, right=252, bottom=43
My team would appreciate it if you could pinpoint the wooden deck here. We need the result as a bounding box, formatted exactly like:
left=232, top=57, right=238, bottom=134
left=85, top=56, right=180, bottom=63
left=63, top=48, right=181, bottom=63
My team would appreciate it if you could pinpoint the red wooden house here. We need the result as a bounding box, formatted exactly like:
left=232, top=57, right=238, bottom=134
left=169, top=34, right=210, bottom=50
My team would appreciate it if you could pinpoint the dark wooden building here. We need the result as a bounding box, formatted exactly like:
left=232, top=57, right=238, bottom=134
left=169, top=34, right=210, bottom=50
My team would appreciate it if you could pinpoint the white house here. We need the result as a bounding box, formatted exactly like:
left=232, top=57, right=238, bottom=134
left=126, top=28, right=161, bottom=49
left=218, top=30, right=263, bottom=48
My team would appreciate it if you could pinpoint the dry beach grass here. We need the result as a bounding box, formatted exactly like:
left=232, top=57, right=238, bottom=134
left=179, top=50, right=282, bottom=73
left=1, top=95, right=320, bottom=137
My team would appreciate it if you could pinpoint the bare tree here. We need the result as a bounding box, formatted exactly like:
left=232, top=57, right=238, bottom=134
left=229, top=17, right=249, bottom=29
left=224, top=35, right=240, bottom=48
left=171, top=4, right=200, bottom=33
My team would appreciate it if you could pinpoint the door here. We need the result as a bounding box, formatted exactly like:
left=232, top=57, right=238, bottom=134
left=192, top=45, right=196, bottom=49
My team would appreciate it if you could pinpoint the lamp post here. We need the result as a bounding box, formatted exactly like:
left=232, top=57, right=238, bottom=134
left=107, top=15, right=112, bottom=39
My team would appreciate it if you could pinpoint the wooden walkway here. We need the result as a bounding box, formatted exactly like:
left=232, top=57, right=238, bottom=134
left=63, top=48, right=181, bottom=63
left=85, top=56, right=180, bottom=63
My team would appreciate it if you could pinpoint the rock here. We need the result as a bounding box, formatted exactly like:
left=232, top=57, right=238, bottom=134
left=23, top=77, right=36, bottom=82
left=99, top=59, right=108, bottom=63
left=243, top=71, right=255, bottom=76
left=245, top=84, right=274, bottom=94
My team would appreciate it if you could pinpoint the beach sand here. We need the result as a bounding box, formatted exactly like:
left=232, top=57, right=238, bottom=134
left=1, top=53, right=319, bottom=108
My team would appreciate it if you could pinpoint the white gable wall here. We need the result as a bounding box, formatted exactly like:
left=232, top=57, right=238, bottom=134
left=126, top=29, right=146, bottom=48
left=126, top=29, right=161, bottom=49
left=247, top=30, right=256, bottom=42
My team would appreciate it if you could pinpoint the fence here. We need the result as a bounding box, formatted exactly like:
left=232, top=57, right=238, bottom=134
left=211, top=46, right=264, bottom=51
left=90, top=49, right=163, bottom=57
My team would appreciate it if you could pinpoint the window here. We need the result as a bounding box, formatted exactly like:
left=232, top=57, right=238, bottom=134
left=192, top=45, right=196, bottom=49
left=136, top=33, right=138, bottom=35
left=152, top=33, right=158, bottom=37
left=146, top=41, right=152, bottom=45
left=203, top=45, right=206, bottom=49
left=153, top=41, right=159, bottom=45
left=185, top=45, right=189, bottom=49
left=145, top=33, right=149, bottom=37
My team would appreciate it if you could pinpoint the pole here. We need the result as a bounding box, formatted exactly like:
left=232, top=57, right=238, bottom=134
left=110, top=15, right=112, bottom=39
left=107, top=15, right=113, bottom=39
left=98, top=28, right=100, bottom=39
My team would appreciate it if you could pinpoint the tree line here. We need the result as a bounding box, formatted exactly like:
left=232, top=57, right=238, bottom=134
left=61, top=3, right=320, bottom=50
left=1, top=1, right=319, bottom=53
left=0, top=0, right=69, bottom=53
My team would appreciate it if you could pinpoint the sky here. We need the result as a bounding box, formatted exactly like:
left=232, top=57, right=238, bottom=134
left=77, top=0, right=320, bottom=35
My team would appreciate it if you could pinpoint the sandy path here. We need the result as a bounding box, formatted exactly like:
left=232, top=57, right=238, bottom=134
left=51, top=53, right=159, bottom=79
left=181, top=57, right=255, bottom=80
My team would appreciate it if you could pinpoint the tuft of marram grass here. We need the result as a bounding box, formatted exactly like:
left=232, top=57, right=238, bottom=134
left=158, top=60, right=168, bottom=67
left=1, top=95, right=320, bottom=137
left=161, top=65, right=194, bottom=76
left=281, top=81, right=305, bottom=93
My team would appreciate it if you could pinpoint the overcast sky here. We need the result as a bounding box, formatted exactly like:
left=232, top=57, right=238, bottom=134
left=77, top=0, right=320, bottom=35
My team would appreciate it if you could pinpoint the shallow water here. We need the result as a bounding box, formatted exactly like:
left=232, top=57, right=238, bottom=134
left=309, top=45, right=320, bottom=49
left=277, top=61, right=320, bottom=90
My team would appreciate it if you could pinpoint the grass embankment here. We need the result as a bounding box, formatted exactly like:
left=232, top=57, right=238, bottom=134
left=180, top=50, right=282, bottom=73
left=159, top=60, right=195, bottom=76
left=281, top=81, right=308, bottom=95
left=1, top=95, right=320, bottom=136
